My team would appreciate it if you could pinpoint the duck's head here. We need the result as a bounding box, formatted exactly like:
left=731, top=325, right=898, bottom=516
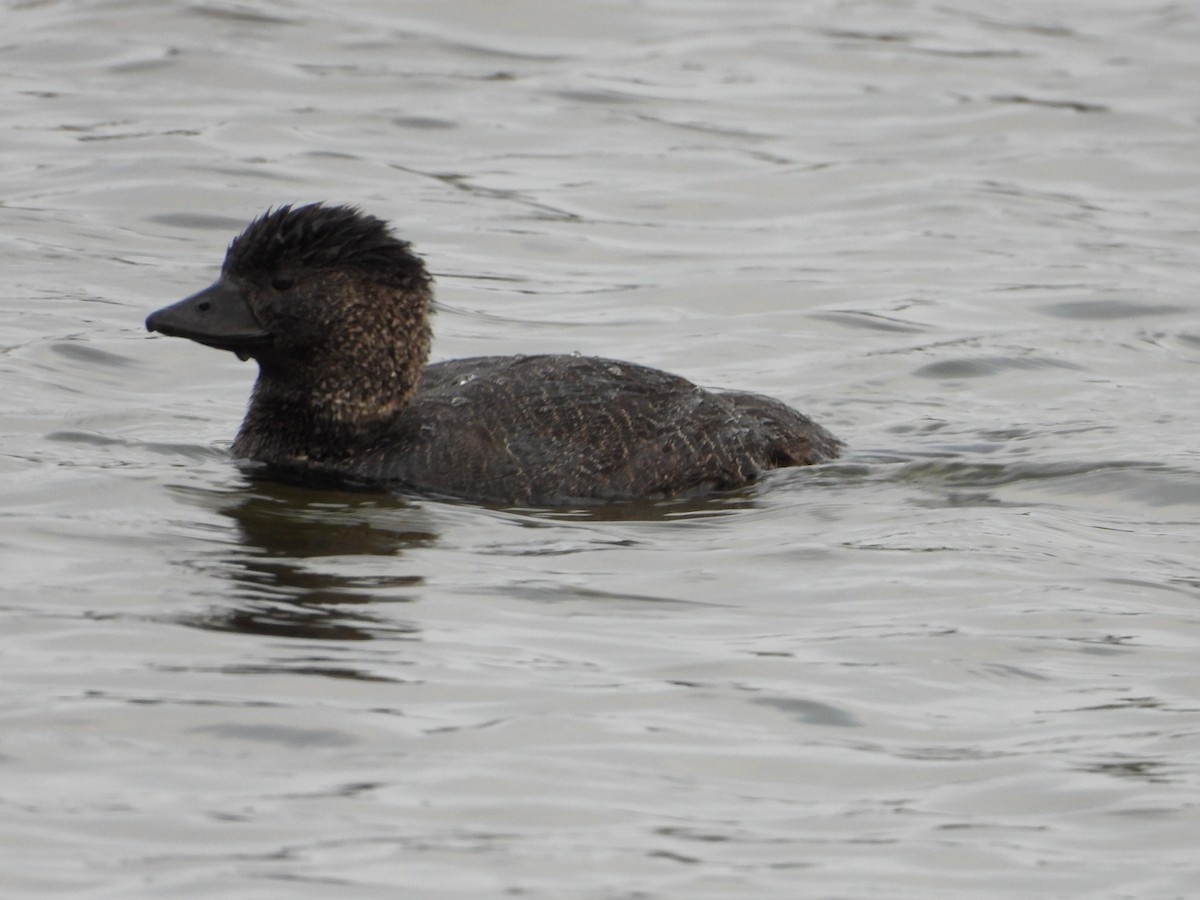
left=146, top=204, right=433, bottom=384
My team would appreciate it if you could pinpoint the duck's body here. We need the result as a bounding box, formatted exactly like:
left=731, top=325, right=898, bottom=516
left=146, top=204, right=840, bottom=505
left=238, top=353, right=839, bottom=504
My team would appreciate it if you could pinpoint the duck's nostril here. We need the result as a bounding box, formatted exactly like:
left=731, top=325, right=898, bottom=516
left=197, top=301, right=211, bottom=312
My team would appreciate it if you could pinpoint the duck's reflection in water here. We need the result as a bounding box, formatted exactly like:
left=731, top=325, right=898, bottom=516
left=174, top=478, right=436, bottom=642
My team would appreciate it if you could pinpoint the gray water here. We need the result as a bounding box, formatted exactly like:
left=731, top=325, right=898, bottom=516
left=3, top=1, right=1200, bottom=897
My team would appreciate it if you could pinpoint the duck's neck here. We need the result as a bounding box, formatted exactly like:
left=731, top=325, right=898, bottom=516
left=232, top=344, right=428, bottom=466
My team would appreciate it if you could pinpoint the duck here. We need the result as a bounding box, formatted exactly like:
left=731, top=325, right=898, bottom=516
left=145, top=203, right=840, bottom=505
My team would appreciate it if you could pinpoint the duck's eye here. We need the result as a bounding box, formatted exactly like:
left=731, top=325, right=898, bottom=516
left=271, top=274, right=295, bottom=292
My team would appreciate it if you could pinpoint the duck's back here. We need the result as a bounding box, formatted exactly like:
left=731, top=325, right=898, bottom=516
left=353, top=354, right=839, bottom=504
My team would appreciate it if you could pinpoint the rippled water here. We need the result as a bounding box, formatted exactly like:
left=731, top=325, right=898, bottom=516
left=3, top=1, right=1200, bottom=897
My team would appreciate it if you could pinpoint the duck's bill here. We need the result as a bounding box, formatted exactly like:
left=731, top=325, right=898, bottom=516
left=146, top=277, right=271, bottom=359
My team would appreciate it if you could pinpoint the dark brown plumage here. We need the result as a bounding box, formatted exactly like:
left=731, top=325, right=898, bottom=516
left=146, top=203, right=841, bottom=505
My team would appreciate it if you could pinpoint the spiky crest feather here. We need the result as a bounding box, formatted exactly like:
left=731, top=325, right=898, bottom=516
left=223, top=203, right=427, bottom=285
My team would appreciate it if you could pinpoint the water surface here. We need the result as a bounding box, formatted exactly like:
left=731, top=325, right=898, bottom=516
left=2, top=1, right=1199, bottom=897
